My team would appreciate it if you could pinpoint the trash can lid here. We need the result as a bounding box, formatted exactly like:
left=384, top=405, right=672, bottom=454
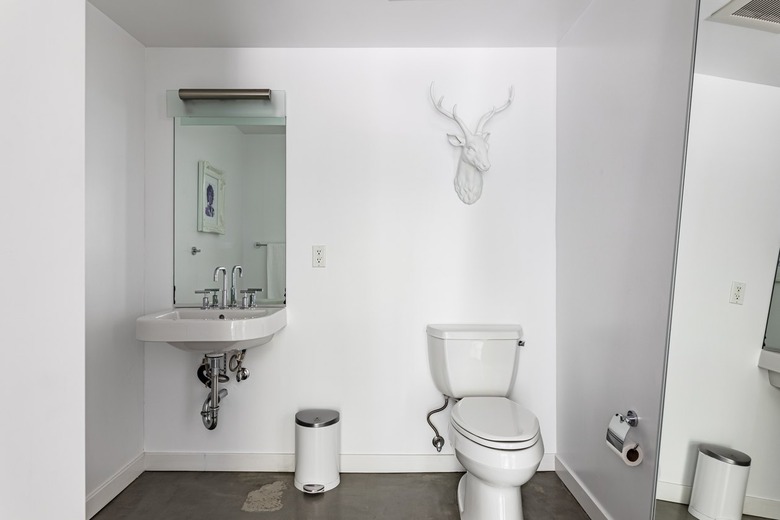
left=699, top=444, right=751, bottom=467
left=296, top=409, right=340, bottom=428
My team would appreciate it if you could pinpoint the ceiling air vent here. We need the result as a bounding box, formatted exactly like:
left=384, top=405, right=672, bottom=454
left=709, top=0, right=780, bottom=33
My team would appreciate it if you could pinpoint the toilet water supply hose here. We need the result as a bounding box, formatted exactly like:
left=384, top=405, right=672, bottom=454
left=426, top=395, right=450, bottom=452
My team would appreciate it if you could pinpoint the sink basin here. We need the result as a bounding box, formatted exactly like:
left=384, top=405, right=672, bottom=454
left=136, top=307, right=287, bottom=353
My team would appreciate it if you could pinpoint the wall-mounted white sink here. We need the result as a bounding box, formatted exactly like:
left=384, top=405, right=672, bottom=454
left=136, top=307, right=286, bottom=353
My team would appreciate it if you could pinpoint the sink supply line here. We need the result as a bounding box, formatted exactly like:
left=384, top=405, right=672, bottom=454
left=229, top=349, right=250, bottom=382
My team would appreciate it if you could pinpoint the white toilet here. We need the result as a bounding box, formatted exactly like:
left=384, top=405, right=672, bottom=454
left=426, top=324, right=543, bottom=520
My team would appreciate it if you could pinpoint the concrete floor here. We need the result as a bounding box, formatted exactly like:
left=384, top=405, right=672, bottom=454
left=94, top=471, right=590, bottom=520
left=656, top=500, right=765, bottom=520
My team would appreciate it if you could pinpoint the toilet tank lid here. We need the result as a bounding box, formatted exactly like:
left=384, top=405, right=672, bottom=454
left=426, top=324, right=524, bottom=340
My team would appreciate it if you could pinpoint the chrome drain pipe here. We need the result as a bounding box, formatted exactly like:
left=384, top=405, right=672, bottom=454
left=426, top=395, right=450, bottom=452
left=200, top=354, right=229, bottom=430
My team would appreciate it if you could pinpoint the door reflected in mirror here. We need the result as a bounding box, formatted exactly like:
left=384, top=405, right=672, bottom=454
left=174, top=119, right=285, bottom=307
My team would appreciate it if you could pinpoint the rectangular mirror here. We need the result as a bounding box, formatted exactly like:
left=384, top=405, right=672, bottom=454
left=173, top=116, right=285, bottom=307
left=764, top=251, right=780, bottom=353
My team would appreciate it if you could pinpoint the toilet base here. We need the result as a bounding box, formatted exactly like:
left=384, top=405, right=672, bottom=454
left=457, top=473, right=524, bottom=520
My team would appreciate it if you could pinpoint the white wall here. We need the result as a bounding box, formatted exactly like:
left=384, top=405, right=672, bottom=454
left=0, top=1, right=86, bottom=519
left=657, top=74, right=780, bottom=517
left=85, top=4, right=146, bottom=516
left=556, top=1, right=698, bottom=518
left=143, top=48, right=558, bottom=470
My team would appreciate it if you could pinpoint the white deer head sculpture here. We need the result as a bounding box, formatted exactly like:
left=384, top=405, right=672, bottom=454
left=430, top=83, right=514, bottom=205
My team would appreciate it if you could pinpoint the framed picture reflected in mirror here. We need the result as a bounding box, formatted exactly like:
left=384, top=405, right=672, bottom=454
left=197, top=160, right=225, bottom=234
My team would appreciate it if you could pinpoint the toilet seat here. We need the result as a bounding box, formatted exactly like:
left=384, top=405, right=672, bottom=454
left=451, top=397, right=540, bottom=450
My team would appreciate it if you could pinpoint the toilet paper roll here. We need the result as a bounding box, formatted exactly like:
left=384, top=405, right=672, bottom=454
left=607, top=441, right=643, bottom=467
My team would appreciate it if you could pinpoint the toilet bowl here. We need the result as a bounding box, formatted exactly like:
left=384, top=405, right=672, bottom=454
left=449, top=396, right=544, bottom=520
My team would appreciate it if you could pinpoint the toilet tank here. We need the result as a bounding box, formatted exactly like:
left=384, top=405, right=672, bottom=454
left=426, top=324, right=523, bottom=398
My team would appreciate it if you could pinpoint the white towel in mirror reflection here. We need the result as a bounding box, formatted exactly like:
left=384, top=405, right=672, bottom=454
left=267, top=243, right=286, bottom=301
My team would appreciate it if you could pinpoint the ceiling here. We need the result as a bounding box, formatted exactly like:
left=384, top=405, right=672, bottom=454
left=87, top=0, right=780, bottom=85
left=696, top=0, right=780, bottom=87
left=87, top=0, right=591, bottom=48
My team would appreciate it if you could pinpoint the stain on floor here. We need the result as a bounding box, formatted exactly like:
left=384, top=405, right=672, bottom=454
left=241, top=480, right=288, bottom=513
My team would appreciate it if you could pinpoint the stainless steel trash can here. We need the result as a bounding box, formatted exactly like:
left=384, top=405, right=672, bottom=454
left=688, top=444, right=751, bottom=520
left=294, top=409, right=340, bottom=494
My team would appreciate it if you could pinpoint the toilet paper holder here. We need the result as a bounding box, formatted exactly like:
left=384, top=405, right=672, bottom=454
left=605, top=410, right=644, bottom=466
left=618, top=410, right=639, bottom=428
left=606, top=410, right=639, bottom=453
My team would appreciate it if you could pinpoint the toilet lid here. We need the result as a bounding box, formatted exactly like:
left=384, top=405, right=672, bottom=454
left=451, top=397, right=539, bottom=444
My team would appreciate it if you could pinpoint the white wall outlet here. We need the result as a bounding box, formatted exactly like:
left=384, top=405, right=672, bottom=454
left=312, top=245, right=326, bottom=268
left=729, top=281, right=746, bottom=305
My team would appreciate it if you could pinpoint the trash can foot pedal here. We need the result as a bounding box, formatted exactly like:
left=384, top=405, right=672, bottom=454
left=303, top=484, right=325, bottom=494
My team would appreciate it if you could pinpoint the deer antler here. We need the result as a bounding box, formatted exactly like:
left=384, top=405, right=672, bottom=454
left=475, top=86, right=514, bottom=134
left=430, top=82, right=471, bottom=137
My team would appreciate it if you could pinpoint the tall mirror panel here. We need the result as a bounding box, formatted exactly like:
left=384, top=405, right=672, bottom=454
left=173, top=117, right=286, bottom=307
left=656, top=2, right=780, bottom=519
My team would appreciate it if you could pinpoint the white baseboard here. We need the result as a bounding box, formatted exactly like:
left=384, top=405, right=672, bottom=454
left=86, top=453, right=145, bottom=519
left=657, top=480, right=780, bottom=520
left=342, top=454, right=464, bottom=473
left=144, top=452, right=296, bottom=472
left=539, top=453, right=556, bottom=472
left=555, top=456, right=610, bottom=520
left=143, top=451, right=557, bottom=474
left=343, top=452, right=555, bottom=473
left=656, top=480, right=691, bottom=503
left=144, top=452, right=463, bottom=473
left=745, top=496, right=780, bottom=520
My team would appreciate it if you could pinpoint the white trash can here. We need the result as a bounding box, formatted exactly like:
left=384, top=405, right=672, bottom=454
left=688, top=444, right=751, bottom=520
left=294, top=409, right=340, bottom=494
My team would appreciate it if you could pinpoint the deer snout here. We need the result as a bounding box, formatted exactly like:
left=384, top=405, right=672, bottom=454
left=464, top=144, right=490, bottom=173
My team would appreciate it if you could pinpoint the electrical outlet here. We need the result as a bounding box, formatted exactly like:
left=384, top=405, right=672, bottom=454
left=729, top=281, right=746, bottom=305
left=312, top=245, right=326, bottom=268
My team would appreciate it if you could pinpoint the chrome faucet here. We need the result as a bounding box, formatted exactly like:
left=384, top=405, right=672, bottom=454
left=230, top=265, right=243, bottom=307
left=213, top=266, right=228, bottom=309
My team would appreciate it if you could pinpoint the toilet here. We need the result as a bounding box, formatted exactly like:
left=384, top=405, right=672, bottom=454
left=426, top=324, right=543, bottom=520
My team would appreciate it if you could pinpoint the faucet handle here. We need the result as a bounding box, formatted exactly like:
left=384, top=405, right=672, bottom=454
left=240, top=288, right=263, bottom=308
left=195, top=288, right=220, bottom=309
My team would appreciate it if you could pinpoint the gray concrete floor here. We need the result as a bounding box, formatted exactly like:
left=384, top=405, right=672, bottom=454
left=656, top=500, right=765, bottom=520
left=94, top=471, right=590, bottom=520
